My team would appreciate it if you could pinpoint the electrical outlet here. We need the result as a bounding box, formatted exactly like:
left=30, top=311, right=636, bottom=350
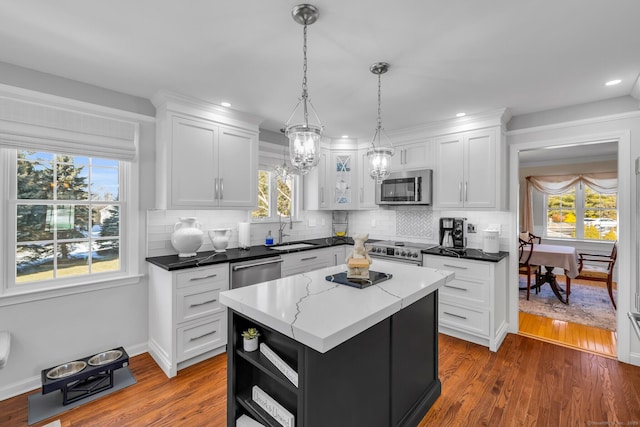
left=371, top=218, right=376, bottom=228
left=467, top=223, right=477, bottom=233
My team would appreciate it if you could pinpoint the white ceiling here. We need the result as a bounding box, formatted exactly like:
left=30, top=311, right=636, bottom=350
left=0, top=1, right=639, bottom=139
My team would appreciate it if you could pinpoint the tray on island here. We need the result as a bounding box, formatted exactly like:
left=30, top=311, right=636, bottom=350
left=325, top=271, right=392, bottom=289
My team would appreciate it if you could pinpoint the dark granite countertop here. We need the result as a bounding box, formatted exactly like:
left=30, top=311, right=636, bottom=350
left=146, top=237, right=361, bottom=271
left=422, top=246, right=509, bottom=262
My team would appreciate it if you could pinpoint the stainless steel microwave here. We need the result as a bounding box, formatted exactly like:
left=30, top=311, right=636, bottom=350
left=375, top=169, right=433, bottom=205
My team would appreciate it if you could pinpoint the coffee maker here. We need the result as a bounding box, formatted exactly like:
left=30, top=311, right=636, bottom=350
left=439, top=217, right=466, bottom=248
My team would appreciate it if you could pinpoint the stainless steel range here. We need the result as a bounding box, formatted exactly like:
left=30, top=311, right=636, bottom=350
left=367, top=240, right=438, bottom=266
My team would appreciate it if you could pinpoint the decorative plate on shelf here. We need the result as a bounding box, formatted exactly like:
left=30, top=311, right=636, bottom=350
left=325, top=271, right=392, bottom=289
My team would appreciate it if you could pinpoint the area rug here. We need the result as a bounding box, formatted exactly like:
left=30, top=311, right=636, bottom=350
left=28, top=367, right=136, bottom=425
left=518, top=278, right=617, bottom=331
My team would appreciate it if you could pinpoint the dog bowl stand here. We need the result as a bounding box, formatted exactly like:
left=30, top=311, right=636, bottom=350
left=41, top=347, right=129, bottom=405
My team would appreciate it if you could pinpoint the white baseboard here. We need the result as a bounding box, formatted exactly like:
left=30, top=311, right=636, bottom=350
left=0, top=342, right=148, bottom=402
left=628, top=351, right=640, bottom=367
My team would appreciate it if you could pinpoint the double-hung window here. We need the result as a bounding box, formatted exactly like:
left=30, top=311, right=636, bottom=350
left=545, top=184, right=617, bottom=241
left=252, top=168, right=296, bottom=220
left=14, top=151, right=122, bottom=284
left=0, top=91, right=139, bottom=300
left=251, top=142, right=299, bottom=222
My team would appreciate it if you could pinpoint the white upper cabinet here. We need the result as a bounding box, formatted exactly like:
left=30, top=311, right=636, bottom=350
left=331, top=150, right=358, bottom=210
left=303, top=147, right=330, bottom=210
left=153, top=91, right=261, bottom=210
left=434, top=127, right=500, bottom=209
left=357, top=147, right=378, bottom=209
left=390, top=140, right=430, bottom=171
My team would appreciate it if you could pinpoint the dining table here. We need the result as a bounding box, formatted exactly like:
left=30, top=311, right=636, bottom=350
left=520, top=243, right=580, bottom=304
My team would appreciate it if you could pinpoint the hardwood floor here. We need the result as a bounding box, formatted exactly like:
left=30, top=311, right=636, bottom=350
left=519, top=276, right=618, bottom=358
left=2, top=333, right=640, bottom=426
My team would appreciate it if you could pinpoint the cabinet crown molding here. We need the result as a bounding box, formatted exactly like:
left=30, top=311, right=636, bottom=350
left=152, top=90, right=263, bottom=130
left=387, top=108, right=511, bottom=141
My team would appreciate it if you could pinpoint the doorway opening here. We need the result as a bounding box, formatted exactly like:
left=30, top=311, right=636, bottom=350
left=517, top=141, right=618, bottom=358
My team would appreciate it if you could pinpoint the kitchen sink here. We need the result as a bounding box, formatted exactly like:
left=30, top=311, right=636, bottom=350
left=268, top=242, right=318, bottom=251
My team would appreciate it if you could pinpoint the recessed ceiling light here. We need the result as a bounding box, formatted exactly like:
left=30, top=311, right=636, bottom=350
left=456, top=112, right=466, bottom=118
left=341, top=135, right=349, bottom=139
left=221, top=102, right=231, bottom=107
left=605, top=79, right=621, bottom=86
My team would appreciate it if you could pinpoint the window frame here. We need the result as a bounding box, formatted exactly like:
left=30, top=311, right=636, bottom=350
left=251, top=141, right=300, bottom=224
left=543, top=183, right=617, bottom=241
left=0, top=90, right=142, bottom=307
left=251, top=165, right=299, bottom=223
left=1, top=148, right=140, bottom=304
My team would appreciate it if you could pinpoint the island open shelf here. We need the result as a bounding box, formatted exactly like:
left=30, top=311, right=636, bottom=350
left=227, top=291, right=440, bottom=427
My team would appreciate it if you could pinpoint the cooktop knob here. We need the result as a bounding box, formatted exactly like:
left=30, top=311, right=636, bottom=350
left=412, top=252, right=419, bottom=258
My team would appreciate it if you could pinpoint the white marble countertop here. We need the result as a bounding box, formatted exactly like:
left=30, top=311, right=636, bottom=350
left=220, top=260, right=454, bottom=353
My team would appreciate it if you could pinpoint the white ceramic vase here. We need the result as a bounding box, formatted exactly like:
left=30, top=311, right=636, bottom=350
left=171, top=217, right=204, bottom=257
left=243, top=337, right=258, bottom=352
left=209, top=228, right=232, bottom=252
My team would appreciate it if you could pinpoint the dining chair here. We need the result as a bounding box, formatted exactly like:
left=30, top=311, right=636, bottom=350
left=569, top=241, right=617, bottom=309
left=519, top=238, right=539, bottom=300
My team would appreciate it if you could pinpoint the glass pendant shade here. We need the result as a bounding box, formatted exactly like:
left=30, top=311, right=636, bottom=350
left=284, top=4, right=323, bottom=175
left=286, top=123, right=322, bottom=175
left=367, top=146, right=395, bottom=183
left=367, top=62, right=395, bottom=183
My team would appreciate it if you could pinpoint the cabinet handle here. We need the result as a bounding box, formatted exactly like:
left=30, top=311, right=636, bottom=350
left=444, top=312, right=468, bottom=320
left=321, top=187, right=324, bottom=204
left=232, top=258, right=284, bottom=271
left=214, top=178, right=219, bottom=200
left=190, top=299, right=217, bottom=307
left=443, top=264, right=468, bottom=270
left=458, top=182, right=462, bottom=202
left=464, top=181, right=468, bottom=202
left=444, top=285, right=468, bottom=292
left=190, top=330, right=217, bottom=341
left=220, top=178, right=224, bottom=200
left=301, top=256, right=318, bottom=261
left=189, top=274, right=218, bottom=281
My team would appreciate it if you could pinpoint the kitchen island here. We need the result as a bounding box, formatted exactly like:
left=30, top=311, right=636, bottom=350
left=220, top=259, right=454, bottom=427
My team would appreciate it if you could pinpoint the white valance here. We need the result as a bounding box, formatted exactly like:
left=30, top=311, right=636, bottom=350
left=523, top=172, right=618, bottom=233
left=0, top=96, right=137, bottom=161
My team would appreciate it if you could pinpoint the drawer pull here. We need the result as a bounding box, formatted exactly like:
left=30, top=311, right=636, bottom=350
left=190, top=299, right=217, bottom=307
left=444, top=285, right=468, bottom=292
left=443, top=264, right=468, bottom=270
left=444, top=311, right=468, bottom=320
left=301, top=256, right=318, bottom=261
left=189, top=274, right=217, bottom=281
left=190, top=330, right=217, bottom=341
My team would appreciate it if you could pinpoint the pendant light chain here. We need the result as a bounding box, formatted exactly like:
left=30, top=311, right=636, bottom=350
left=301, top=22, right=309, bottom=125
left=376, top=72, right=383, bottom=142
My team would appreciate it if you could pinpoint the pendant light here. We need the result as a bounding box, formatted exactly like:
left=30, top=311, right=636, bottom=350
left=284, top=4, right=323, bottom=175
left=275, top=146, right=297, bottom=181
left=367, top=62, right=395, bottom=183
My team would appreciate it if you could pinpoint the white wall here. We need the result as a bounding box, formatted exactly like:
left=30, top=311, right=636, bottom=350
left=0, top=67, right=156, bottom=400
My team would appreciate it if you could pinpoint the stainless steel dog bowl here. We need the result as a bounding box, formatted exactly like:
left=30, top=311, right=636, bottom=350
left=88, top=349, right=123, bottom=366
left=46, top=361, right=87, bottom=379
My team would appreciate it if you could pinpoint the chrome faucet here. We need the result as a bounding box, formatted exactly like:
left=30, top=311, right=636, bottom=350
left=278, top=213, right=293, bottom=244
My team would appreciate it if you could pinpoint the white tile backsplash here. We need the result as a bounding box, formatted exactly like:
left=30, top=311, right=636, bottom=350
left=146, top=209, right=332, bottom=257
left=147, top=206, right=512, bottom=257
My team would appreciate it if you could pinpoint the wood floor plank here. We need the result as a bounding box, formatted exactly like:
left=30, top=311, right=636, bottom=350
left=2, top=332, right=639, bottom=427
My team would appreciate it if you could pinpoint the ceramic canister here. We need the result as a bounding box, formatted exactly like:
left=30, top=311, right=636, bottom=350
left=171, top=217, right=204, bottom=257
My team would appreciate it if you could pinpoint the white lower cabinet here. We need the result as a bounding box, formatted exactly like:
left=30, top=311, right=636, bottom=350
left=424, top=255, right=507, bottom=351
left=148, top=263, right=229, bottom=377
left=281, top=246, right=346, bottom=277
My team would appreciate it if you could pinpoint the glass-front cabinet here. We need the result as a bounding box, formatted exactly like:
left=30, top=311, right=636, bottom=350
left=331, top=150, right=356, bottom=210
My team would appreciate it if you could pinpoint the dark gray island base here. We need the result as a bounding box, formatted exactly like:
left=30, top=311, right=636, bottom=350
left=227, top=292, right=440, bottom=427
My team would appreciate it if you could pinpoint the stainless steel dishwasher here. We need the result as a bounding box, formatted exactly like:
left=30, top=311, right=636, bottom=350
left=230, top=256, right=283, bottom=288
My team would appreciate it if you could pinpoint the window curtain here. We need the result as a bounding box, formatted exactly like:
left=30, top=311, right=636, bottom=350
left=522, top=172, right=618, bottom=233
